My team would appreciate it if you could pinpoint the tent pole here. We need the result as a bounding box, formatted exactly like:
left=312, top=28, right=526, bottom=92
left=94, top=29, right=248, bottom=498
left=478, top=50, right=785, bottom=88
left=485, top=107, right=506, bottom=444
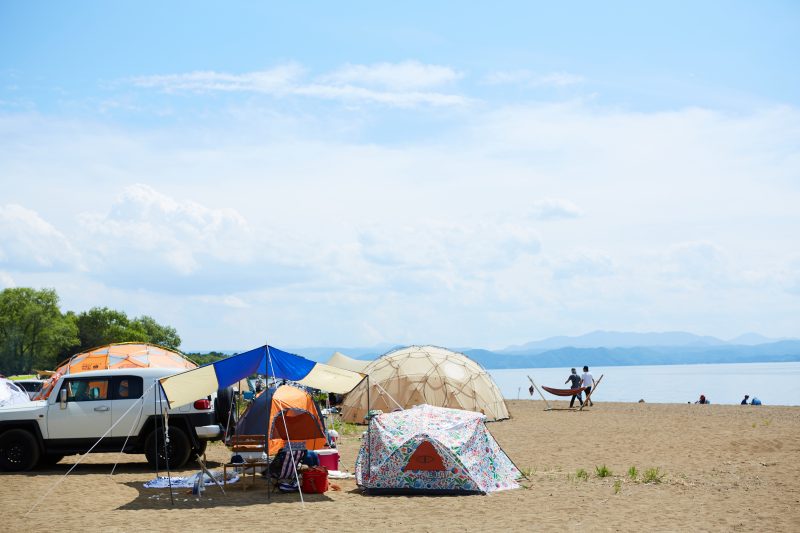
left=153, top=384, right=160, bottom=478
left=265, top=344, right=270, bottom=503
left=527, top=375, right=552, bottom=411
left=158, top=385, right=174, bottom=505
left=366, top=375, right=371, bottom=479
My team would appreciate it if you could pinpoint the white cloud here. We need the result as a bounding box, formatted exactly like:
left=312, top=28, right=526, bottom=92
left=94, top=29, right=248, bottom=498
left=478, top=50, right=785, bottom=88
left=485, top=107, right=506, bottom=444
left=131, top=64, right=303, bottom=94
left=530, top=198, right=583, bottom=220
left=358, top=221, right=540, bottom=273
left=130, top=61, right=470, bottom=108
left=320, top=61, right=462, bottom=90
left=2, top=92, right=799, bottom=345
left=484, top=70, right=584, bottom=87
left=0, top=271, right=15, bottom=288
left=79, top=183, right=253, bottom=275
left=552, top=251, right=614, bottom=280
left=0, top=204, right=82, bottom=271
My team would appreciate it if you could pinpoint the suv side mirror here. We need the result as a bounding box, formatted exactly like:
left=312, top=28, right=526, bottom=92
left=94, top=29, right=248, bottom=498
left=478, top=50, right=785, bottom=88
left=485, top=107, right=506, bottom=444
left=60, top=388, right=67, bottom=409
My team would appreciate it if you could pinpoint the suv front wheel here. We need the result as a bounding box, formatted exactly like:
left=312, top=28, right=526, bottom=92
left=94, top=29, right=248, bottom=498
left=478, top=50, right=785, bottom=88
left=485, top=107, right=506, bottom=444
left=145, top=426, right=191, bottom=469
left=0, top=429, right=41, bottom=471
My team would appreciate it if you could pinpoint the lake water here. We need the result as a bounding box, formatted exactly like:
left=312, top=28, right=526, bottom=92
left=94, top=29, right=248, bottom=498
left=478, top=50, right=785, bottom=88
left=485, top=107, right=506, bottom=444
left=489, top=361, right=800, bottom=406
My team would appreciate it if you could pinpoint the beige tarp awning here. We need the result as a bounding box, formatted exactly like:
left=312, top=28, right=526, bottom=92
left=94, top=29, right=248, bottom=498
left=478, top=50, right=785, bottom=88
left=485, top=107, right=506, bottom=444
left=326, top=352, right=371, bottom=373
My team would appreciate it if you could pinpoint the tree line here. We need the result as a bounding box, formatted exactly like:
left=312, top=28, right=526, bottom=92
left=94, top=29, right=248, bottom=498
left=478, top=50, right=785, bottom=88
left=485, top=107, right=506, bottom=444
left=0, top=287, right=182, bottom=376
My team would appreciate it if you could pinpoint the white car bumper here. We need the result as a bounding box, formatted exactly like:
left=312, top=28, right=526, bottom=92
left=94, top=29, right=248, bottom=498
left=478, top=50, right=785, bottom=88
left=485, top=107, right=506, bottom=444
left=195, top=424, right=222, bottom=439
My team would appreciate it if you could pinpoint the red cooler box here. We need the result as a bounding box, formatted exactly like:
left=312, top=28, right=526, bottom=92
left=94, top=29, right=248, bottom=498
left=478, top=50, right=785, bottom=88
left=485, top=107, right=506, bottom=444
left=316, top=448, right=340, bottom=471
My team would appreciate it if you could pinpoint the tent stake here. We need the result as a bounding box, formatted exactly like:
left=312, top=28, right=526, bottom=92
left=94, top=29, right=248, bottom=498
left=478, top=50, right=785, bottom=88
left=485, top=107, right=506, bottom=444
left=527, top=376, right=552, bottom=411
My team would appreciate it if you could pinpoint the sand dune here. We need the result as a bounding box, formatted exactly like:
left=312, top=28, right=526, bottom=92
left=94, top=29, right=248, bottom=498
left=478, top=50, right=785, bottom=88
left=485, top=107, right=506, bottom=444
left=2, top=400, right=798, bottom=532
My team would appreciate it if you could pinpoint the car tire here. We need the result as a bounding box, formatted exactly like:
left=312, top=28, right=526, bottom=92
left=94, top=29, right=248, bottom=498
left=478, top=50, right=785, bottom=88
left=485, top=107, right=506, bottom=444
left=40, top=454, right=65, bottom=467
left=0, top=429, right=41, bottom=471
left=145, top=426, right=191, bottom=469
left=215, top=386, right=236, bottom=434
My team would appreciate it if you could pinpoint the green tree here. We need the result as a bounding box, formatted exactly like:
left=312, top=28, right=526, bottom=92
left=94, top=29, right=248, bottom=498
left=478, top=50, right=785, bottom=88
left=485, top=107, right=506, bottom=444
left=75, top=307, right=147, bottom=352
left=0, top=288, right=79, bottom=375
left=75, top=307, right=181, bottom=353
left=130, top=315, right=181, bottom=350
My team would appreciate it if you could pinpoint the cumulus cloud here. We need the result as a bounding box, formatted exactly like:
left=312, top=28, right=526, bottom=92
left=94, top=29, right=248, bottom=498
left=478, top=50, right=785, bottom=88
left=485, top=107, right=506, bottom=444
left=130, top=61, right=470, bottom=108
left=356, top=221, right=541, bottom=290
left=76, top=184, right=312, bottom=294
left=484, top=70, right=584, bottom=87
left=0, top=204, right=82, bottom=271
left=552, top=251, right=614, bottom=280
left=658, top=241, right=729, bottom=285
left=530, top=198, right=582, bottom=220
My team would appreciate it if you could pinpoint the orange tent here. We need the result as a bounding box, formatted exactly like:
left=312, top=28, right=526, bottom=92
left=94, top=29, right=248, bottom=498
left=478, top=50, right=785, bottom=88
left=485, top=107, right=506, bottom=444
left=233, top=385, right=328, bottom=455
left=34, top=343, right=196, bottom=400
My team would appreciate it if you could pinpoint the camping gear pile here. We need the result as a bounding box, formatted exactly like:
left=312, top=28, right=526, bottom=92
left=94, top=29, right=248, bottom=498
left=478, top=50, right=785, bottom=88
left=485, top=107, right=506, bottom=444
left=356, top=404, right=521, bottom=494
left=340, top=345, right=509, bottom=422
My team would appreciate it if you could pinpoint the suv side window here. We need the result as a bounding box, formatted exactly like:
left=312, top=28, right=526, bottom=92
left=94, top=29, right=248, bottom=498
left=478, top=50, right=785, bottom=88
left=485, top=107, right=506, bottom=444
left=112, top=376, right=144, bottom=400
left=61, top=378, right=110, bottom=402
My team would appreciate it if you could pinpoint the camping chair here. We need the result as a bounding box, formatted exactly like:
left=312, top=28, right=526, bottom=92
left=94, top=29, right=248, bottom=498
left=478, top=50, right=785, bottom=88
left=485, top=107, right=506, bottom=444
left=266, top=444, right=307, bottom=492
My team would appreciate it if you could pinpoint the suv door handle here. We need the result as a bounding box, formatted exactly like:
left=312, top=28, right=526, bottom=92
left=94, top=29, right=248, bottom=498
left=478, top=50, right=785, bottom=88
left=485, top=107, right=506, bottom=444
left=93, top=406, right=110, bottom=412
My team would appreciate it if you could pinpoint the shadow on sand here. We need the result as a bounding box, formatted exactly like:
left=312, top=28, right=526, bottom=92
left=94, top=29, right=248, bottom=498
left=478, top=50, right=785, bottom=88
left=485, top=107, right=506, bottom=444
left=116, top=479, right=333, bottom=510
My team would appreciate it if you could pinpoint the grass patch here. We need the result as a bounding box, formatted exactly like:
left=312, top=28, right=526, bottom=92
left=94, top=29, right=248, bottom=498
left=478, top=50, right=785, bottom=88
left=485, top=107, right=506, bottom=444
left=613, top=479, right=622, bottom=494
left=575, top=468, right=589, bottom=481
left=642, top=467, right=665, bottom=484
left=519, top=465, right=536, bottom=478
left=595, top=465, right=612, bottom=478
left=338, top=421, right=363, bottom=436
left=627, top=465, right=638, bottom=480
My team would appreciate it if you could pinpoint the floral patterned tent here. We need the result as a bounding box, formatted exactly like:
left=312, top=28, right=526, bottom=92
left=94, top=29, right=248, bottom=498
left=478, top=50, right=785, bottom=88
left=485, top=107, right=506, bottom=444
left=355, top=404, right=520, bottom=494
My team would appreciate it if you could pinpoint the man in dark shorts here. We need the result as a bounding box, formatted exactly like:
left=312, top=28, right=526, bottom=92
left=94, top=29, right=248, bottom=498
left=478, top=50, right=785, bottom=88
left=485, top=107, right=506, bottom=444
left=565, top=368, right=583, bottom=408
left=582, top=366, right=596, bottom=406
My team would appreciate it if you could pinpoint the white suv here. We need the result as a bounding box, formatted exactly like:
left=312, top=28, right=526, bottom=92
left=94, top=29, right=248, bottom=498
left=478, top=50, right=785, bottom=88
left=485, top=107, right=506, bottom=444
left=0, top=367, right=232, bottom=471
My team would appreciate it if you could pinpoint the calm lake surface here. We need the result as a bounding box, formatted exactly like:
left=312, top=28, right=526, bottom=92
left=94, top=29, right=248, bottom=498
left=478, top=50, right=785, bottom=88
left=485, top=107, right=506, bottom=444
left=489, top=361, right=800, bottom=406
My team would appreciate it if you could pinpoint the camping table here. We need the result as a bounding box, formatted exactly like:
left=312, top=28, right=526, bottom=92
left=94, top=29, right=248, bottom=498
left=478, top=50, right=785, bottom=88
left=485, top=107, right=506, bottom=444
left=223, top=460, right=270, bottom=490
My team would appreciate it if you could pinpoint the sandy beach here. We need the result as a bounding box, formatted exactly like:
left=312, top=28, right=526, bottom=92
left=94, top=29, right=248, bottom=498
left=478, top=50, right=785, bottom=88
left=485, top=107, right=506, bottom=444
left=2, top=400, right=799, bottom=532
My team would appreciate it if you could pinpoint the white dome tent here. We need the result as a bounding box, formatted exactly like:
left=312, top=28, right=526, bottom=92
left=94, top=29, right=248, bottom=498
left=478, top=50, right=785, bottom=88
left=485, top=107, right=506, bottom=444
left=341, top=345, right=509, bottom=422
left=0, top=378, right=31, bottom=408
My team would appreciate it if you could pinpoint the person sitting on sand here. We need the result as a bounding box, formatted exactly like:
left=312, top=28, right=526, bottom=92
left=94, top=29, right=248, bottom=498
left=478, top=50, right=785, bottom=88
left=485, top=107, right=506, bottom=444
left=564, top=368, right=583, bottom=408
left=696, top=394, right=709, bottom=404
left=741, top=395, right=749, bottom=405
left=581, top=366, right=596, bottom=406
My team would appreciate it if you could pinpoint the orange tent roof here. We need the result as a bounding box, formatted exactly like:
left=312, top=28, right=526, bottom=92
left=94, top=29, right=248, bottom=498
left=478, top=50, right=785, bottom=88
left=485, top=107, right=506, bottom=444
left=56, top=343, right=196, bottom=375
left=34, top=343, right=196, bottom=400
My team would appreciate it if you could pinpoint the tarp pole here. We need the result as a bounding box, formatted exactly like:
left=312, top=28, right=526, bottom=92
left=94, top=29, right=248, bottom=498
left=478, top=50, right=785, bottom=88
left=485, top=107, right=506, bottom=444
left=267, top=345, right=305, bottom=506
left=265, top=345, right=270, bottom=503
left=158, top=384, right=175, bottom=505
left=527, top=375, right=552, bottom=411
left=367, top=374, right=371, bottom=479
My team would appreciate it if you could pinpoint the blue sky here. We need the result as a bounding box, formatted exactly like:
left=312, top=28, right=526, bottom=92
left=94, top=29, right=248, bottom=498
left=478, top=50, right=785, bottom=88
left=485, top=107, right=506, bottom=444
left=1, top=2, right=798, bottom=351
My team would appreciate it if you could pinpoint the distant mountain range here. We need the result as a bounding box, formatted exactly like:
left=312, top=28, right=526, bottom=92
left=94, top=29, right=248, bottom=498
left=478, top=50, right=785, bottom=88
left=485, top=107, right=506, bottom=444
left=195, top=331, right=800, bottom=369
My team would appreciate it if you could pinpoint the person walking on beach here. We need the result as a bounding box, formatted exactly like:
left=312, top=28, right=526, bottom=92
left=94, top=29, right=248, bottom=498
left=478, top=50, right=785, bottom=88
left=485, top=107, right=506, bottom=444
left=565, top=368, right=583, bottom=408
left=581, top=366, right=596, bottom=406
